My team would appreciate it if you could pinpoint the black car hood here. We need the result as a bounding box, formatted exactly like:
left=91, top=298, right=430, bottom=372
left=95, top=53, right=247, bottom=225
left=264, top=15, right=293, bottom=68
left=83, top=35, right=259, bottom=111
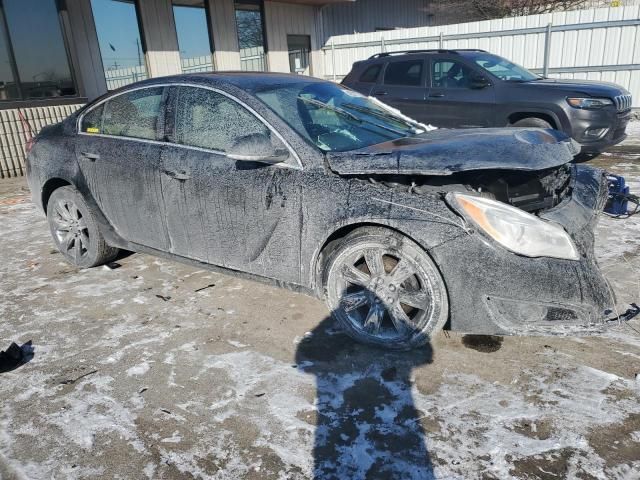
left=326, top=127, right=579, bottom=176
left=524, top=78, right=628, bottom=97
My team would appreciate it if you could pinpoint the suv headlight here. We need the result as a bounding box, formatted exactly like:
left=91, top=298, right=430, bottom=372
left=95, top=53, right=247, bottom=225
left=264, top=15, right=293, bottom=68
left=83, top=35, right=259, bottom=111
left=567, top=97, right=613, bottom=109
left=446, top=193, right=580, bottom=260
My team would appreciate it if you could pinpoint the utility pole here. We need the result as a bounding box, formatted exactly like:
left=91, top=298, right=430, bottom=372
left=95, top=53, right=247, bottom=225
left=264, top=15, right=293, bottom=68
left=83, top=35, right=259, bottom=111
left=136, top=38, right=142, bottom=67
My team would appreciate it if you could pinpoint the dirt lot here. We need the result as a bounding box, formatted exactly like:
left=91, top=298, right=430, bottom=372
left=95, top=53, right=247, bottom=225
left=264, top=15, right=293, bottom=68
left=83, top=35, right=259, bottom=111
left=1, top=129, right=640, bottom=480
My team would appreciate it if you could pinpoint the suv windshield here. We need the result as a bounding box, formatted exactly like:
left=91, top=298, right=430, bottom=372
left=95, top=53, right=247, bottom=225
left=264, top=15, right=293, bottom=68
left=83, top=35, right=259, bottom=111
left=252, top=81, right=420, bottom=152
left=462, top=52, right=540, bottom=82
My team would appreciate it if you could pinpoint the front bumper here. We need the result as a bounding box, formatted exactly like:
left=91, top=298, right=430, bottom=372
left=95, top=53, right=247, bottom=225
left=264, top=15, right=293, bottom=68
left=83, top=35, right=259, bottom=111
left=430, top=165, right=614, bottom=335
left=569, top=105, right=632, bottom=152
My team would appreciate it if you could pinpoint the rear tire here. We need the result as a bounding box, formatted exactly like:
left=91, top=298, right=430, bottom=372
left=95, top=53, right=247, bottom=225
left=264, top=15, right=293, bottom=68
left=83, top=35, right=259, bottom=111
left=511, top=117, right=553, bottom=129
left=47, top=186, right=119, bottom=268
left=323, top=227, right=449, bottom=350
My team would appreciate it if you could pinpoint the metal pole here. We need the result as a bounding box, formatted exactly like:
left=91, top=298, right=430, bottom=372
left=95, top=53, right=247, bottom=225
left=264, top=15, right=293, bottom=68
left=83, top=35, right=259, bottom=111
left=381, top=36, right=386, bottom=53
left=331, top=40, right=336, bottom=81
left=543, top=23, right=552, bottom=78
left=439, top=31, right=444, bottom=49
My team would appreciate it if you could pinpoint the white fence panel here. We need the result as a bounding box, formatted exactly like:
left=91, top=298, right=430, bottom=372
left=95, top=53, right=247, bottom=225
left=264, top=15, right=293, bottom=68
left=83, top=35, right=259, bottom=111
left=323, top=5, right=640, bottom=107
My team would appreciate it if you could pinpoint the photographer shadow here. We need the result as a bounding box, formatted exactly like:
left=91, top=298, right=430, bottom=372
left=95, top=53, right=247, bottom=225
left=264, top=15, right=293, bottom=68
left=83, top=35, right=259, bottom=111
left=296, top=296, right=435, bottom=480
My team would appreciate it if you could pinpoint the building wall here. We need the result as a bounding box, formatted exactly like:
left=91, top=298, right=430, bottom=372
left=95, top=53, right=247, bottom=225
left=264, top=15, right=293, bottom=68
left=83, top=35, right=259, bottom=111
left=137, top=0, right=183, bottom=77
left=319, top=0, right=640, bottom=41
left=264, top=2, right=321, bottom=76
left=209, top=0, right=243, bottom=70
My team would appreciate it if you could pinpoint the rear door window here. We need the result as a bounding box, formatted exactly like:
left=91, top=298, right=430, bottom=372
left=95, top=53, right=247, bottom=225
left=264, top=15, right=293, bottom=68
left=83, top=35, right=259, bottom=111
left=383, top=60, right=424, bottom=86
left=100, top=87, right=164, bottom=140
left=359, top=64, right=382, bottom=83
left=172, top=86, right=270, bottom=152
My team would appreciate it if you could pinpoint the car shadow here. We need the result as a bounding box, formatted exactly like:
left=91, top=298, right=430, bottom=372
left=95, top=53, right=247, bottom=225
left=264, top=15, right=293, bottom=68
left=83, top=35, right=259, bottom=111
left=295, top=292, right=436, bottom=480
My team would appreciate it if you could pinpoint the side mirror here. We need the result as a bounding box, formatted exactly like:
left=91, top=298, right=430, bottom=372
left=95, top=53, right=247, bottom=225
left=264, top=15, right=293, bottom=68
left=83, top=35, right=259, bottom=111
left=470, top=75, right=490, bottom=89
left=227, top=133, right=289, bottom=164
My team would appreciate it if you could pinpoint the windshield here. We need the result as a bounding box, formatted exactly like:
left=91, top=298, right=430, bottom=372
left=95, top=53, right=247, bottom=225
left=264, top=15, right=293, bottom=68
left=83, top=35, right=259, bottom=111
left=463, top=52, right=540, bottom=82
left=252, top=81, right=420, bottom=152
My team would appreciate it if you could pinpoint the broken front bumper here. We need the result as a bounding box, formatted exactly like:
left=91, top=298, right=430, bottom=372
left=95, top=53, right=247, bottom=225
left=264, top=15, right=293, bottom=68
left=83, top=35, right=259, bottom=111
left=429, top=164, right=614, bottom=335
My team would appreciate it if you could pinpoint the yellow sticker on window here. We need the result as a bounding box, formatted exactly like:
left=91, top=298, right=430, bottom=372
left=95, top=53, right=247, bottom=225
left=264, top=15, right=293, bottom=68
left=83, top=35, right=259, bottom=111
left=86, top=127, right=99, bottom=133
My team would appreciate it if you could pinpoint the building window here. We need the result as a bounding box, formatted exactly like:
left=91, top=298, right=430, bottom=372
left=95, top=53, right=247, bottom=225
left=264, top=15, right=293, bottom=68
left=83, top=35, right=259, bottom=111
left=0, top=0, right=77, bottom=102
left=234, top=1, right=266, bottom=72
left=91, top=0, right=148, bottom=90
left=172, top=1, right=213, bottom=73
left=287, top=35, right=310, bottom=75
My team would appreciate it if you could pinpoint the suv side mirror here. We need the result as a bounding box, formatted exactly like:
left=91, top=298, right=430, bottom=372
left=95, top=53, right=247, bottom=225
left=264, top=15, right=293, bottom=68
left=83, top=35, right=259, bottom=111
left=227, top=133, right=289, bottom=164
left=470, top=74, right=490, bottom=89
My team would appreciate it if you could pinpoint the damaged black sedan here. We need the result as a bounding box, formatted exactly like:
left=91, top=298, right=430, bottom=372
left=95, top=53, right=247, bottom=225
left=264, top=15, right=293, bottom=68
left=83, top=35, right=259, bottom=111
left=26, top=73, right=614, bottom=349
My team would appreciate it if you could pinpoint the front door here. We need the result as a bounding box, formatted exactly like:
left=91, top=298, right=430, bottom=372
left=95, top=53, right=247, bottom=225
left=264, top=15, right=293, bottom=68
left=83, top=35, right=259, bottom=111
left=426, top=57, right=496, bottom=128
left=159, top=85, right=304, bottom=283
left=371, top=58, right=427, bottom=122
left=75, top=86, right=169, bottom=250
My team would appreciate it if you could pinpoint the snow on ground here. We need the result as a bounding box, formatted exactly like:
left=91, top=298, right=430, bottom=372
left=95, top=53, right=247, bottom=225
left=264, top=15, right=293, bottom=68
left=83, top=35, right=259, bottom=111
left=0, top=137, right=639, bottom=478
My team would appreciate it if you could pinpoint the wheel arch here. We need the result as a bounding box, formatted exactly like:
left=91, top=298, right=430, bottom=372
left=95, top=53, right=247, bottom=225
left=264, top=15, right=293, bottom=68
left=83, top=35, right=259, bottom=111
left=311, top=221, right=429, bottom=296
left=42, top=177, right=72, bottom=212
left=507, top=111, right=560, bottom=129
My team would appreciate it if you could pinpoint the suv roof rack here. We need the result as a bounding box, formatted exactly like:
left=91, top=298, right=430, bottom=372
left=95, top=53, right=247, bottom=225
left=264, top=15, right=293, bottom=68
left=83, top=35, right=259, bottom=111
left=368, top=48, right=487, bottom=59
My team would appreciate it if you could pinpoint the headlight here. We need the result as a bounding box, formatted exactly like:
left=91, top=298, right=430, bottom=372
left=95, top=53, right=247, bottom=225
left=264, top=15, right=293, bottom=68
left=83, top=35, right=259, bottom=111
left=567, top=97, right=613, bottom=109
left=446, top=193, right=580, bottom=260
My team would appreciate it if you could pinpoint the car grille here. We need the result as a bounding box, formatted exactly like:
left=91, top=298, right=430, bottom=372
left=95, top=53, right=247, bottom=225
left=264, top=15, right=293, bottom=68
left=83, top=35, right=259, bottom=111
left=614, top=94, right=632, bottom=112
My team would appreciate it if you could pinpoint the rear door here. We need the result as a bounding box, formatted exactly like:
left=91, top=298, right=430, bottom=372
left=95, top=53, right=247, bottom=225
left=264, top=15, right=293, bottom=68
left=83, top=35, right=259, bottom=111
left=75, top=86, right=169, bottom=250
left=426, top=56, right=496, bottom=128
left=372, top=58, right=427, bottom=122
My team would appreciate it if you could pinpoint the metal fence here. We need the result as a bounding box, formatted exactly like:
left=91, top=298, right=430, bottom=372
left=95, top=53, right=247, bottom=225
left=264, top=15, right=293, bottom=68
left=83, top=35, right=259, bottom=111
left=104, top=65, right=148, bottom=91
left=323, top=5, right=640, bottom=107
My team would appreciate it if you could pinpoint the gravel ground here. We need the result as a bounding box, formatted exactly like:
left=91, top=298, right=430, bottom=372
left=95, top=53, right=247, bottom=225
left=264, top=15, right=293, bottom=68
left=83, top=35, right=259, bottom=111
left=1, top=129, right=640, bottom=480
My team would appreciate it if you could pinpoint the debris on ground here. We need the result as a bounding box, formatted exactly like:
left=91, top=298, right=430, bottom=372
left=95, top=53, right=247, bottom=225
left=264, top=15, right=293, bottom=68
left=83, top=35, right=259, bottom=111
left=0, top=341, right=34, bottom=373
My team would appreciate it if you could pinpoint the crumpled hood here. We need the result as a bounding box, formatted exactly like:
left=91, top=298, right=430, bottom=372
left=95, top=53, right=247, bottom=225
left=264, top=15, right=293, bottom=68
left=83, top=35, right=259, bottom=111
left=326, top=127, right=579, bottom=176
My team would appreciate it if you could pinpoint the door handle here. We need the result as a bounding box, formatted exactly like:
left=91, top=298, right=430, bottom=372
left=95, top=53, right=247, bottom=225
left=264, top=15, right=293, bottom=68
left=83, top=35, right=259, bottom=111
left=428, top=93, right=445, bottom=98
left=80, top=151, right=100, bottom=161
left=163, top=169, right=190, bottom=181
left=373, top=91, right=388, bottom=96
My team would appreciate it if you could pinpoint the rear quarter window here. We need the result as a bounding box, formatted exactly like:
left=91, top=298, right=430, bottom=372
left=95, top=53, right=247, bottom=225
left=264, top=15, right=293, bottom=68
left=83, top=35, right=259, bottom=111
left=359, top=64, right=382, bottom=83
left=80, top=104, right=104, bottom=133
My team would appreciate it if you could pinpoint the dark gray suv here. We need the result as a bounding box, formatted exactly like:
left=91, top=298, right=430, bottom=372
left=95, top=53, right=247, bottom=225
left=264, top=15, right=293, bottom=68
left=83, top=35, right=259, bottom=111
left=342, top=49, right=632, bottom=153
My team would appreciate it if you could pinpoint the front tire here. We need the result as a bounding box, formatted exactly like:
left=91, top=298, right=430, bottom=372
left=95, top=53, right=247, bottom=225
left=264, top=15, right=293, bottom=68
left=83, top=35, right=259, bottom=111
left=47, top=186, right=119, bottom=268
left=323, top=227, right=449, bottom=350
left=511, top=117, right=553, bottom=129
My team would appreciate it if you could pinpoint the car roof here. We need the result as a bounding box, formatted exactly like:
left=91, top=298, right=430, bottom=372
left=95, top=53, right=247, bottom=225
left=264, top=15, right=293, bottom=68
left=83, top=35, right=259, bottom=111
left=115, top=71, right=327, bottom=92
left=367, top=49, right=487, bottom=60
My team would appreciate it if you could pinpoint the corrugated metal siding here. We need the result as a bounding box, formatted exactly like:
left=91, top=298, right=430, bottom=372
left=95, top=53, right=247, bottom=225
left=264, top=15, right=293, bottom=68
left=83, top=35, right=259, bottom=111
left=0, top=105, right=84, bottom=179
left=264, top=2, right=319, bottom=75
left=324, top=5, right=640, bottom=107
left=322, top=0, right=437, bottom=39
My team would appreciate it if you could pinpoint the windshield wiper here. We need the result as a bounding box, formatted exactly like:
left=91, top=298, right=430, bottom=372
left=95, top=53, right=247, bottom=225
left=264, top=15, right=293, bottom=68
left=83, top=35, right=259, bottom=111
left=298, top=97, right=408, bottom=136
left=341, top=103, right=416, bottom=132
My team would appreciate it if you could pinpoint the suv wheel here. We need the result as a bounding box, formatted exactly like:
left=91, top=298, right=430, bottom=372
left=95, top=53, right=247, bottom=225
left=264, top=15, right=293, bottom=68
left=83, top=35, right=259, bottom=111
left=47, top=186, right=119, bottom=268
left=511, top=117, right=553, bottom=129
left=323, top=227, right=449, bottom=350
